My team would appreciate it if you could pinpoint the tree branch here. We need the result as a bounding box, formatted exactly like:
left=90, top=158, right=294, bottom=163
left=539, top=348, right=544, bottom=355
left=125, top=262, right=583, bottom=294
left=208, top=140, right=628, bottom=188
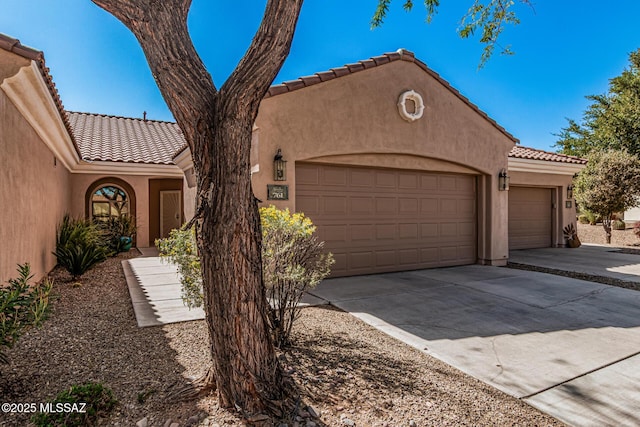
left=91, top=0, right=215, bottom=144
left=222, top=0, right=304, bottom=113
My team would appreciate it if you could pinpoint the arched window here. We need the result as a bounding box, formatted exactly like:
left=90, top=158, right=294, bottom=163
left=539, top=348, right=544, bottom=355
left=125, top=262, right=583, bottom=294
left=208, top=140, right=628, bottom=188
left=91, top=185, right=129, bottom=220
left=85, top=177, right=136, bottom=222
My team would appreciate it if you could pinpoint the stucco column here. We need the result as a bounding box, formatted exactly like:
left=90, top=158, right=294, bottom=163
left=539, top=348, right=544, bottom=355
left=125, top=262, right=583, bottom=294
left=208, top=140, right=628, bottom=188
left=478, top=173, right=509, bottom=266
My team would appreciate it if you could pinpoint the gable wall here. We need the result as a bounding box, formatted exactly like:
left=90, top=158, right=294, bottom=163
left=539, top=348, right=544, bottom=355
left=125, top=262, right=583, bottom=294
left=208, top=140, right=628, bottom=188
left=251, top=61, right=515, bottom=265
left=0, top=88, right=70, bottom=283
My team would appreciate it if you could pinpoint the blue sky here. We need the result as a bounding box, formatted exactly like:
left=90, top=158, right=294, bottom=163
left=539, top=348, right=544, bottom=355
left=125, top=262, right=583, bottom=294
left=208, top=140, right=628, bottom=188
left=2, top=1, right=640, bottom=151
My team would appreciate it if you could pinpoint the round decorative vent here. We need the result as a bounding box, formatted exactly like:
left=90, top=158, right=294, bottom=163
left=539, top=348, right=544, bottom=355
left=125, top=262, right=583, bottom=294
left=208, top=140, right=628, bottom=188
left=397, top=90, right=425, bottom=122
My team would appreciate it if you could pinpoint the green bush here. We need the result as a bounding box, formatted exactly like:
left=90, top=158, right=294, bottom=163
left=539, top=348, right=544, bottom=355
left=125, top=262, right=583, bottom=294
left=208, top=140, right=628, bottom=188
left=577, top=214, right=590, bottom=224
left=156, top=228, right=202, bottom=308
left=260, top=206, right=334, bottom=348
left=1, top=264, right=52, bottom=365
left=613, top=219, right=626, bottom=230
left=32, top=382, right=117, bottom=427
left=156, top=206, right=335, bottom=348
left=578, top=209, right=600, bottom=225
left=54, top=215, right=108, bottom=279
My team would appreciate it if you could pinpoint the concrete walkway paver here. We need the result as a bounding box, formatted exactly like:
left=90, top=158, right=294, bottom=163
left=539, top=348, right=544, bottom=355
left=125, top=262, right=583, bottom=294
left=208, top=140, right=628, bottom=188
left=123, top=257, right=205, bottom=327
left=311, top=263, right=640, bottom=427
left=123, top=252, right=328, bottom=327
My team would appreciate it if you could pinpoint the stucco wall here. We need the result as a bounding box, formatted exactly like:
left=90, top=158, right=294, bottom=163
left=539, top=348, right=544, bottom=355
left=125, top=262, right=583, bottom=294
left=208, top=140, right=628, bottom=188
left=183, top=179, right=197, bottom=221
left=252, top=60, right=515, bottom=265
left=0, top=88, right=70, bottom=283
left=69, top=174, right=151, bottom=247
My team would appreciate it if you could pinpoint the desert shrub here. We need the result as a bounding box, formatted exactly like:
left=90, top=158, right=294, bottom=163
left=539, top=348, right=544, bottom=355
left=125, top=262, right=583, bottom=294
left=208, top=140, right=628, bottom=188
left=54, top=215, right=108, bottom=278
left=260, top=206, right=334, bottom=348
left=156, top=206, right=334, bottom=347
left=156, top=228, right=202, bottom=308
left=613, top=219, right=626, bottom=230
left=578, top=209, right=600, bottom=225
left=634, top=222, right=640, bottom=239
left=577, top=214, right=590, bottom=224
left=32, top=382, right=117, bottom=427
left=0, top=264, right=52, bottom=365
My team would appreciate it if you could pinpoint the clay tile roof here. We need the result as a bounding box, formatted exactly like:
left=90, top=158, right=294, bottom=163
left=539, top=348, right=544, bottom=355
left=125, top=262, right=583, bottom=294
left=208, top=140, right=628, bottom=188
left=67, top=111, right=186, bottom=165
left=0, top=33, right=80, bottom=157
left=509, top=145, right=587, bottom=164
left=265, top=49, right=517, bottom=142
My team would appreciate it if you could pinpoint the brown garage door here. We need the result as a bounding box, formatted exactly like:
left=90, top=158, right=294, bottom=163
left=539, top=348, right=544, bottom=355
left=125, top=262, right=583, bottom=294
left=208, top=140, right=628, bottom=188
left=508, top=187, right=552, bottom=250
left=296, top=163, right=477, bottom=277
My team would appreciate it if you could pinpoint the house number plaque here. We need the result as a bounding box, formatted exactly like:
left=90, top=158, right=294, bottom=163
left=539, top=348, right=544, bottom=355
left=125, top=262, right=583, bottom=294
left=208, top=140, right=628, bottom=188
left=267, top=184, right=289, bottom=200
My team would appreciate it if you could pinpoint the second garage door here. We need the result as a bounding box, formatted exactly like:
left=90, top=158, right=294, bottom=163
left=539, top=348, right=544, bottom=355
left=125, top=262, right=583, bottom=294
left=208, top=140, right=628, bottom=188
left=508, top=186, right=552, bottom=250
left=296, top=163, right=477, bottom=277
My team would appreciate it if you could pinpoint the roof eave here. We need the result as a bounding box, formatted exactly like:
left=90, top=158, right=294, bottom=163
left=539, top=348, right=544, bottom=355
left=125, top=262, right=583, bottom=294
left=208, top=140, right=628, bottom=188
left=1, top=61, right=80, bottom=169
left=72, top=160, right=184, bottom=177
left=508, top=157, right=586, bottom=175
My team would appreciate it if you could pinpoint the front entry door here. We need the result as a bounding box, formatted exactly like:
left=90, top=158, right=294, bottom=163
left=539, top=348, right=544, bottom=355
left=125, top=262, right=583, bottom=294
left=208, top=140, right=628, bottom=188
left=160, top=190, right=182, bottom=238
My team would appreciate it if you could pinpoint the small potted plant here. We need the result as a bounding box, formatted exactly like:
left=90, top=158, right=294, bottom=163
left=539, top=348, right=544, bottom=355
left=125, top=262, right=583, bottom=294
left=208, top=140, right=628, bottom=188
left=101, top=214, right=136, bottom=253
left=116, top=214, right=136, bottom=251
left=563, top=223, right=581, bottom=248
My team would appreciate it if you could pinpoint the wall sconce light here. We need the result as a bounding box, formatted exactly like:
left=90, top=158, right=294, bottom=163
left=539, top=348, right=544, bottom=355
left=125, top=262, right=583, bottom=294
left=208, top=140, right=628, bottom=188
left=498, top=168, right=510, bottom=191
left=567, top=184, right=574, bottom=199
left=273, top=148, right=287, bottom=181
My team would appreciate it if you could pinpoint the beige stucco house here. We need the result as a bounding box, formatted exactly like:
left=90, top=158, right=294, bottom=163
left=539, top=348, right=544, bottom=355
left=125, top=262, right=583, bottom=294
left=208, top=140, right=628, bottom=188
left=0, top=33, right=586, bottom=283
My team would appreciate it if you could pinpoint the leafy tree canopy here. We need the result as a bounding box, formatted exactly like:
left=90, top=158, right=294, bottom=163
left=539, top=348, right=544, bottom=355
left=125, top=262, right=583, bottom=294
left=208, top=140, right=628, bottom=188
left=373, top=0, right=532, bottom=65
left=556, top=49, right=640, bottom=157
left=574, top=149, right=640, bottom=242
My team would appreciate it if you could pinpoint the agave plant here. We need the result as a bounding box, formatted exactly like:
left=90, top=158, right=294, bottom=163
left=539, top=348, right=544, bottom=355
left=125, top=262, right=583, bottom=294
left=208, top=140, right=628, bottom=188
left=54, top=215, right=108, bottom=278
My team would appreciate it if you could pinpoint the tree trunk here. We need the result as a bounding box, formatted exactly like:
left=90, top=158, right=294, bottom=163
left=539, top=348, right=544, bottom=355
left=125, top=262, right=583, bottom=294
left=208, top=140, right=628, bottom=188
left=91, top=0, right=304, bottom=418
left=195, top=111, right=290, bottom=416
left=603, top=217, right=612, bottom=244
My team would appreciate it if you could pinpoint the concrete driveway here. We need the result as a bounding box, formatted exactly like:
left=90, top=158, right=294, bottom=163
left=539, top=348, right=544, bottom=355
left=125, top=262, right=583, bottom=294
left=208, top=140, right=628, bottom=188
left=311, top=251, right=640, bottom=427
left=509, top=244, right=640, bottom=284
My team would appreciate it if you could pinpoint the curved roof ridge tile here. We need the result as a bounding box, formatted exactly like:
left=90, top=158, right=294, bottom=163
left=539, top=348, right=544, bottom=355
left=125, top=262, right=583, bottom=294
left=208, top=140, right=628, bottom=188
left=264, top=49, right=517, bottom=142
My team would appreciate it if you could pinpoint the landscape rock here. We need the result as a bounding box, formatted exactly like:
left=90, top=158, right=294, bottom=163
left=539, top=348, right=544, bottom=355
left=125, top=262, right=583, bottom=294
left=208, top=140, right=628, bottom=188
left=186, top=415, right=200, bottom=426
left=340, top=416, right=355, bottom=426
left=136, top=417, right=148, bottom=427
left=307, top=405, right=319, bottom=418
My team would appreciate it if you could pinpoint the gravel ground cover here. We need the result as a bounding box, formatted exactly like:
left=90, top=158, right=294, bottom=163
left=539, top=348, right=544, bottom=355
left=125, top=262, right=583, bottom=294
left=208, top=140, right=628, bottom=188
left=576, top=222, right=639, bottom=247
left=1, top=252, right=563, bottom=427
